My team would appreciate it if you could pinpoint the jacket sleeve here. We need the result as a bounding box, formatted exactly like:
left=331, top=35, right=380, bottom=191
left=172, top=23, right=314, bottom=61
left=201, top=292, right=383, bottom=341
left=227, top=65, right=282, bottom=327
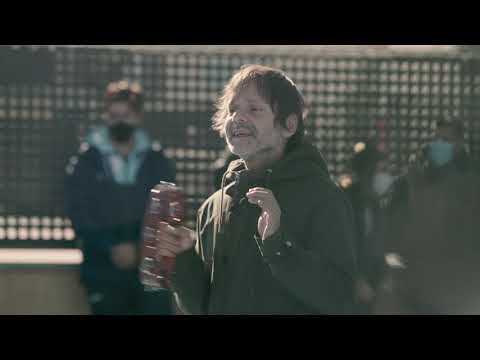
left=154, top=150, right=177, bottom=184
left=170, top=204, right=212, bottom=315
left=258, top=188, right=358, bottom=315
left=64, top=152, right=115, bottom=255
left=381, top=176, right=410, bottom=255
left=162, top=156, right=176, bottom=184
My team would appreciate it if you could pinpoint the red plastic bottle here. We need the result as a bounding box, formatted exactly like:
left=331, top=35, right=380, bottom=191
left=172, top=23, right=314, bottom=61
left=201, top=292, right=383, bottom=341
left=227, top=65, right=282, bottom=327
left=140, top=182, right=185, bottom=291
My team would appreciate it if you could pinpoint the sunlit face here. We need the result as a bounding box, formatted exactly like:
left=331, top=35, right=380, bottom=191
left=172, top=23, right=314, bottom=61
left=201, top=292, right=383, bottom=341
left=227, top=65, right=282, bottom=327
left=224, top=84, right=289, bottom=161
left=104, top=102, right=141, bottom=127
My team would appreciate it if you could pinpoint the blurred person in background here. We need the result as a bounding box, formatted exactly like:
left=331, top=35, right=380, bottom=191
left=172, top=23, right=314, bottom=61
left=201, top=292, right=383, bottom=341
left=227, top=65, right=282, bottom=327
left=65, top=81, right=176, bottom=315
left=340, top=140, right=394, bottom=314
left=374, top=117, right=480, bottom=314
left=152, top=65, right=357, bottom=315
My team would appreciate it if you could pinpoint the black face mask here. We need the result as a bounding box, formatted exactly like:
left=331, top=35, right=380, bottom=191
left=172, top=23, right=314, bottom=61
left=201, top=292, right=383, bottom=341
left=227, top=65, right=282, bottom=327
left=108, top=122, right=136, bottom=143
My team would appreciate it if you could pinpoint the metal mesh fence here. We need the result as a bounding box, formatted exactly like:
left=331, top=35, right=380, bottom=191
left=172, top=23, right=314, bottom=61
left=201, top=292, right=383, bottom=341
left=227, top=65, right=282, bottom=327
left=1, top=45, right=480, bottom=247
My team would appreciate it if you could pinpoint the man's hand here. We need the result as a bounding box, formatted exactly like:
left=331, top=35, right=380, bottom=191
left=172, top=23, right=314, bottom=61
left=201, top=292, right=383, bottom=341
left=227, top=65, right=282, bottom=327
left=156, top=222, right=196, bottom=258
left=111, top=242, right=138, bottom=270
left=246, top=187, right=282, bottom=241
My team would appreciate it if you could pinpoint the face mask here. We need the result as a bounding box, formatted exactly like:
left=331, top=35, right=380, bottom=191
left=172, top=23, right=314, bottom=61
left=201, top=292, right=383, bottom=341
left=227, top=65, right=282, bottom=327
left=428, top=140, right=455, bottom=168
left=372, top=172, right=395, bottom=197
left=109, top=122, right=136, bottom=143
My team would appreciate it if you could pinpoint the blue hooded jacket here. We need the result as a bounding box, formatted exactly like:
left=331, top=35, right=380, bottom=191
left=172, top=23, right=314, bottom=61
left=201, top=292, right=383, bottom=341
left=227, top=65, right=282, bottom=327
left=65, top=126, right=176, bottom=286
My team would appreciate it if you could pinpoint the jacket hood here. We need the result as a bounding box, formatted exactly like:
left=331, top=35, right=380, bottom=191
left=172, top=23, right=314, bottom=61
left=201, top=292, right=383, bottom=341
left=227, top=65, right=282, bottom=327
left=225, top=142, right=331, bottom=184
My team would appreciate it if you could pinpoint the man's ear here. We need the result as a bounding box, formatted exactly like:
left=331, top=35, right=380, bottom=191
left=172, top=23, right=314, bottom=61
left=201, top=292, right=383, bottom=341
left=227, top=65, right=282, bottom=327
left=281, top=114, right=298, bottom=139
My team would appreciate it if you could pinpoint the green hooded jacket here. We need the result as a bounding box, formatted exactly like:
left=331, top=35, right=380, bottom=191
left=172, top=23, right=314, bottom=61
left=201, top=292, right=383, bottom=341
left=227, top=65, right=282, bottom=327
left=171, top=142, right=358, bottom=315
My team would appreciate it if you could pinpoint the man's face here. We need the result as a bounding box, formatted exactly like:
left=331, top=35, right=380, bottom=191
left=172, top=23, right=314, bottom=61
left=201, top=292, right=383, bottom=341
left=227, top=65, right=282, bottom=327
left=224, top=84, right=290, bottom=161
left=105, top=102, right=141, bottom=127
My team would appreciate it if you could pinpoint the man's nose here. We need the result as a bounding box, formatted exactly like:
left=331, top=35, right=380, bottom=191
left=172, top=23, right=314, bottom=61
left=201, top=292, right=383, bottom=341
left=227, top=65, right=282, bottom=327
left=232, top=111, right=248, bottom=124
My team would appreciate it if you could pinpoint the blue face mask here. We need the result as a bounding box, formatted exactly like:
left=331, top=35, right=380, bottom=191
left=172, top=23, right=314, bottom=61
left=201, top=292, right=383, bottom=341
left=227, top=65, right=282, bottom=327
left=428, top=140, right=455, bottom=167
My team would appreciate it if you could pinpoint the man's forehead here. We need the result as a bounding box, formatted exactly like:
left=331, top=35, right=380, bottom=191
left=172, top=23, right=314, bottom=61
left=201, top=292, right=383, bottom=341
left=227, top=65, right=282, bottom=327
left=437, top=126, right=457, bottom=135
left=436, top=126, right=463, bottom=141
left=231, top=85, right=268, bottom=104
left=232, top=96, right=265, bottom=104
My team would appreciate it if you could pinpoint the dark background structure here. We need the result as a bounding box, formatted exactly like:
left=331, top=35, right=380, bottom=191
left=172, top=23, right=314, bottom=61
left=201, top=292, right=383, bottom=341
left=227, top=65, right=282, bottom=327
left=1, top=45, right=479, bottom=248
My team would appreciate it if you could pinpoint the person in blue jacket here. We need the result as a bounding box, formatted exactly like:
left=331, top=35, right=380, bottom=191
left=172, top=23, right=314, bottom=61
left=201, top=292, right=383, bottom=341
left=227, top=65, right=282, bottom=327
left=65, top=80, right=176, bottom=315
